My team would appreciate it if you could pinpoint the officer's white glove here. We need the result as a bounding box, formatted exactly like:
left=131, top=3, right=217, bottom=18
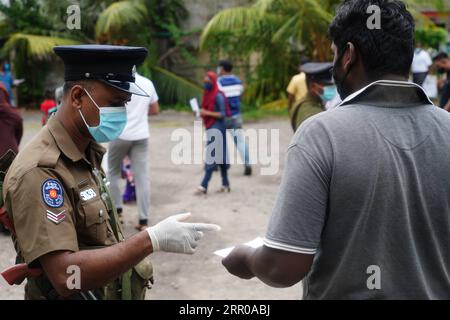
left=146, top=212, right=221, bottom=254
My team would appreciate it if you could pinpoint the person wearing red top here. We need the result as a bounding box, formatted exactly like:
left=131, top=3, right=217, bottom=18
left=195, top=71, right=231, bottom=195
left=0, top=82, right=22, bottom=156
left=39, top=90, right=57, bottom=125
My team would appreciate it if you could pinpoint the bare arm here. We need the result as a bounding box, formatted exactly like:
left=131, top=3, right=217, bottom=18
left=288, top=94, right=295, bottom=112
left=200, top=109, right=222, bottom=118
left=222, top=245, right=314, bottom=288
left=39, top=230, right=152, bottom=298
left=148, top=101, right=160, bottom=116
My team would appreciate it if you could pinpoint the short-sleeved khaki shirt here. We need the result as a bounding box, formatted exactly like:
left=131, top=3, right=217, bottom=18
left=3, top=115, right=118, bottom=267
left=289, top=93, right=325, bottom=132
left=287, top=72, right=308, bottom=103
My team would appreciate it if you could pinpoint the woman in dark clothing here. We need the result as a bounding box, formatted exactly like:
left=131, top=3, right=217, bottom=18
left=0, top=82, right=22, bottom=235
left=195, top=71, right=230, bottom=195
left=0, top=82, right=22, bottom=156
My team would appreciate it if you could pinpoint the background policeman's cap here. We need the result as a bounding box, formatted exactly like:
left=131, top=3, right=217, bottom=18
left=54, top=45, right=149, bottom=97
left=301, top=62, right=334, bottom=85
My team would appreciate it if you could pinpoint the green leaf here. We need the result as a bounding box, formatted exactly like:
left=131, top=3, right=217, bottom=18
left=150, top=66, right=202, bottom=105
left=95, top=0, right=148, bottom=39
left=2, top=33, right=81, bottom=60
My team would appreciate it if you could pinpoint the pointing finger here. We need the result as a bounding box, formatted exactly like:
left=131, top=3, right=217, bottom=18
left=173, top=212, right=191, bottom=222
left=191, top=223, right=221, bottom=232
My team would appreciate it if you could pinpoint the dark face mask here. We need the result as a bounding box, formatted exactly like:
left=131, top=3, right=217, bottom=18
left=332, top=46, right=353, bottom=100
left=204, top=83, right=213, bottom=91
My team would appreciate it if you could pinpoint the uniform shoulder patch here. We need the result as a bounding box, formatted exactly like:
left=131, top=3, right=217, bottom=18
left=41, top=178, right=64, bottom=208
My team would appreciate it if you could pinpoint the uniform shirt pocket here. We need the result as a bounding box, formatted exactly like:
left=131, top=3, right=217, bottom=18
left=80, top=198, right=110, bottom=245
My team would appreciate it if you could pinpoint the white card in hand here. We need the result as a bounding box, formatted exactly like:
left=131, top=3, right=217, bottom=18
left=214, top=237, right=264, bottom=258
left=189, top=98, right=199, bottom=112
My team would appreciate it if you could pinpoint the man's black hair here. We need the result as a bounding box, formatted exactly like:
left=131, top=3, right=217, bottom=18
left=329, top=0, right=415, bottom=79
left=63, top=80, right=93, bottom=95
left=218, top=60, right=233, bottom=72
left=433, top=52, right=449, bottom=62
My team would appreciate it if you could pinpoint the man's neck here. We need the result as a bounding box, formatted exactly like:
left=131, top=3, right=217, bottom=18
left=56, top=111, right=90, bottom=155
left=350, top=74, right=408, bottom=97
left=377, top=74, right=408, bottom=82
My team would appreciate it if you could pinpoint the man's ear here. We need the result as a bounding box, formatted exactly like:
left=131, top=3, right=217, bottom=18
left=342, top=42, right=357, bottom=72
left=69, top=85, right=84, bottom=110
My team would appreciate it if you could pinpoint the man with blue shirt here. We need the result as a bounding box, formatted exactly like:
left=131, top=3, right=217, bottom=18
left=217, top=60, right=252, bottom=176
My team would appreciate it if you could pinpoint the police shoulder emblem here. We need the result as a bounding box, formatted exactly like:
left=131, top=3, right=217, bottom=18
left=41, top=178, right=64, bottom=208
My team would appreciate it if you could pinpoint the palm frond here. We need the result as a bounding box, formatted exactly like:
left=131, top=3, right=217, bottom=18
left=2, top=33, right=81, bottom=60
left=199, top=6, right=262, bottom=51
left=151, top=66, right=202, bottom=106
left=95, top=0, right=148, bottom=39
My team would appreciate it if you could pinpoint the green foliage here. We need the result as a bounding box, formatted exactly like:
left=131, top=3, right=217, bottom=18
left=0, top=0, right=84, bottom=106
left=416, top=27, right=448, bottom=49
left=96, top=0, right=148, bottom=41
left=94, top=0, right=199, bottom=105
left=0, top=0, right=198, bottom=108
left=2, top=33, right=81, bottom=60
left=200, top=0, right=333, bottom=105
left=149, top=66, right=202, bottom=106
left=0, top=0, right=53, bottom=36
left=201, top=0, right=448, bottom=106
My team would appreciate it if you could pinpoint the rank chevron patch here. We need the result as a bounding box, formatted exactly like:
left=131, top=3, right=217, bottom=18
left=46, top=209, right=66, bottom=224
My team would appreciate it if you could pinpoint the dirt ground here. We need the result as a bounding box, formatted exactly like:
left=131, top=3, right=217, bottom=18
left=0, top=109, right=302, bottom=300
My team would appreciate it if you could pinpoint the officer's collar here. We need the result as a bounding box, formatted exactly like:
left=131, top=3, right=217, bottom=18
left=338, top=80, right=434, bottom=108
left=47, top=115, right=105, bottom=163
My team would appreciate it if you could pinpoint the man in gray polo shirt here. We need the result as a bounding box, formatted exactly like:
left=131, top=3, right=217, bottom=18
left=222, top=0, right=450, bottom=299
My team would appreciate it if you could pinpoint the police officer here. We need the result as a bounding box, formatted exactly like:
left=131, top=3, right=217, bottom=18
left=2, top=45, right=220, bottom=300
left=289, top=62, right=336, bottom=131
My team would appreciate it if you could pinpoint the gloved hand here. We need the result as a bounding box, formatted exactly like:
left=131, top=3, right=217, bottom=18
left=146, top=212, right=221, bottom=254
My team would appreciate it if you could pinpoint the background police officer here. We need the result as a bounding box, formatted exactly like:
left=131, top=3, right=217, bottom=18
left=289, top=62, right=336, bottom=131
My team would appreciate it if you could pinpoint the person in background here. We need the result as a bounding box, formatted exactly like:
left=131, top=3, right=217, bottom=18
left=40, top=90, right=57, bottom=126
left=0, top=82, right=22, bottom=168
left=107, top=72, right=159, bottom=231
left=411, top=43, right=432, bottom=86
left=195, top=71, right=230, bottom=195
left=289, top=62, right=335, bottom=131
left=217, top=60, right=252, bottom=176
left=0, top=82, right=22, bottom=235
left=0, top=59, right=14, bottom=106
left=287, top=59, right=310, bottom=113
left=433, top=52, right=450, bottom=111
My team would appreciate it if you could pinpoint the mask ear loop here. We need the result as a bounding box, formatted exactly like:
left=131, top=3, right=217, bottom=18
left=78, top=88, right=100, bottom=129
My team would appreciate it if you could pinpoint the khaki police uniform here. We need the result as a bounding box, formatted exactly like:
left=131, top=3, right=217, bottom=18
left=289, top=62, right=333, bottom=132
left=290, top=92, right=325, bottom=131
left=2, top=45, right=153, bottom=300
left=3, top=115, right=152, bottom=299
